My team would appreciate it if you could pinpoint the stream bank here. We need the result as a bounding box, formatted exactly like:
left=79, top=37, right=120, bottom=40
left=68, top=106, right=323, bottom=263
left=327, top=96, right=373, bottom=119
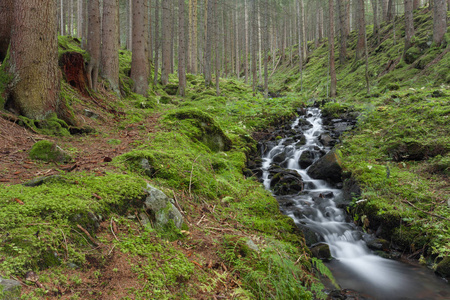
left=246, top=103, right=450, bottom=298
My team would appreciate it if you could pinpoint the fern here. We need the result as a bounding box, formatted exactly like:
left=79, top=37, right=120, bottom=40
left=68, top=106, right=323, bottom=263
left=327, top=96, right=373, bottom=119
left=311, top=257, right=339, bottom=288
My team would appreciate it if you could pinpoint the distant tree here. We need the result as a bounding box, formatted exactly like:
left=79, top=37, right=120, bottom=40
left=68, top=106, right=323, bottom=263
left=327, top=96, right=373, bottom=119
left=404, top=0, right=414, bottom=54
left=329, top=0, right=337, bottom=98
left=371, top=0, right=379, bottom=44
left=336, top=0, right=348, bottom=64
left=251, top=0, right=257, bottom=96
left=7, top=0, right=62, bottom=120
left=101, top=0, right=120, bottom=94
left=86, top=0, right=101, bottom=91
left=178, top=0, right=186, bottom=96
left=413, top=0, right=420, bottom=9
left=153, top=0, right=160, bottom=85
left=131, top=0, right=149, bottom=96
left=161, top=0, right=170, bottom=85
left=433, top=0, right=447, bottom=46
left=0, top=0, right=13, bottom=61
left=188, top=0, right=198, bottom=74
left=204, top=0, right=214, bottom=87
left=355, top=0, right=367, bottom=61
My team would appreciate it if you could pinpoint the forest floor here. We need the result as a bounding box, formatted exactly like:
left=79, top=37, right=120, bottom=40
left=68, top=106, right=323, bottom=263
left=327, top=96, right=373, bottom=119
left=0, top=97, right=243, bottom=299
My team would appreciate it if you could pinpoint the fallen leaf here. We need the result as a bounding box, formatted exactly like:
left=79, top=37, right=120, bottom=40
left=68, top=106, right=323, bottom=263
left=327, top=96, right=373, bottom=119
left=14, top=198, right=24, bottom=205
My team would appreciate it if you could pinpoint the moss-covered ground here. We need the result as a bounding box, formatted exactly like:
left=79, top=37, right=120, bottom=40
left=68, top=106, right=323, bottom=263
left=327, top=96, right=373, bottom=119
left=268, top=7, right=450, bottom=268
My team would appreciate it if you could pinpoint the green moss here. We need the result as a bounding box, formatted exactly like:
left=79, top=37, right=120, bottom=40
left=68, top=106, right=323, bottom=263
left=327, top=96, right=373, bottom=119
left=29, top=140, right=72, bottom=163
left=0, top=173, right=147, bottom=276
left=58, top=36, right=89, bottom=61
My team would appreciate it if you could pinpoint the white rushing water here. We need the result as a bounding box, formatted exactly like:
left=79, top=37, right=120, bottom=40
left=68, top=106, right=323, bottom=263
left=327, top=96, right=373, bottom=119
left=260, top=108, right=450, bottom=299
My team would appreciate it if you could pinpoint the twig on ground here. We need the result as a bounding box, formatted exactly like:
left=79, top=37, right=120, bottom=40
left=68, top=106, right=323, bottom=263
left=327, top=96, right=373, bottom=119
left=110, top=217, right=120, bottom=241
left=402, top=199, right=450, bottom=222
left=196, top=215, right=206, bottom=226
left=76, top=224, right=99, bottom=246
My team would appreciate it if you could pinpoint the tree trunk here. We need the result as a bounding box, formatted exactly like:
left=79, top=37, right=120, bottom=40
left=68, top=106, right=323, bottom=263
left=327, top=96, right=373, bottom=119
left=161, top=0, right=170, bottom=85
left=387, top=0, right=394, bottom=21
left=329, top=0, right=337, bottom=98
left=244, top=0, right=249, bottom=83
left=178, top=0, right=186, bottom=96
left=301, top=0, right=307, bottom=59
left=77, top=0, right=82, bottom=38
left=101, top=0, right=120, bottom=94
left=404, top=0, right=414, bottom=53
left=251, top=0, right=257, bottom=96
left=380, top=0, right=388, bottom=21
left=0, top=0, right=13, bottom=61
left=355, top=0, right=366, bottom=61
left=131, top=0, right=149, bottom=96
left=235, top=0, right=240, bottom=78
left=264, top=0, right=269, bottom=97
left=214, top=0, right=220, bottom=96
left=86, top=0, right=101, bottom=91
left=433, top=0, right=447, bottom=46
left=153, top=0, right=160, bottom=85
left=336, top=0, right=348, bottom=64
left=8, top=0, right=61, bottom=120
left=413, top=0, right=420, bottom=9
left=371, top=0, right=379, bottom=44
left=188, top=0, right=198, bottom=74
left=204, top=0, right=213, bottom=87
left=82, top=0, right=87, bottom=48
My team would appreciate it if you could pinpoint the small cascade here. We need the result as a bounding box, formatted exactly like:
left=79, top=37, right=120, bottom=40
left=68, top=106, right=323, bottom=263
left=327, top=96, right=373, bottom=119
left=259, top=108, right=450, bottom=299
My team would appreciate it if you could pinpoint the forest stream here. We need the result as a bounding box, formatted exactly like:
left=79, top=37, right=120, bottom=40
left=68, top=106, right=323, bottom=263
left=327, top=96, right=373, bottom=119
left=258, top=108, right=450, bottom=299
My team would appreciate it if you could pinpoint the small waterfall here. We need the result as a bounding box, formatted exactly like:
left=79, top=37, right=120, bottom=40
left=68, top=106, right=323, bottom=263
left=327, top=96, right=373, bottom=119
left=260, top=108, right=450, bottom=299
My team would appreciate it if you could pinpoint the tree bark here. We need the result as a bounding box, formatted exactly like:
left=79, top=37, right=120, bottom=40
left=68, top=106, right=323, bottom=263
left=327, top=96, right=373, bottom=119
left=153, top=0, right=160, bottom=85
left=355, top=0, right=366, bottom=61
left=387, top=0, right=394, bottom=21
left=178, top=0, right=186, bottom=96
left=161, top=0, right=170, bottom=85
left=413, top=0, right=420, bottom=9
left=214, top=0, right=220, bottom=96
left=86, top=0, right=101, bottom=91
left=204, top=0, right=213, bottom=87
left=251, top=0, right=257, bottom=96
left=329, top=0, right=337, bottom=98
left=301, top=0, right=307, bottom=59
left=188, top=0, right=198, bottom=74
left=336, top=0, right=348, bottom=64
left=0, top=0, right=13, bottom=61
left=131, top=0, right=149, bottom=96
left=8, top=0, right=61, bottom=120
left=235, top=0, right=240, bottom=79
left=371, top=0, right=379, bottom=44
left=404, top=0, right=414, bottom=53
left=244, top=0, right=249, bottom=84
left=433, top=0, right=447, bottom=46
left=101, top=0, right=120, bottom=95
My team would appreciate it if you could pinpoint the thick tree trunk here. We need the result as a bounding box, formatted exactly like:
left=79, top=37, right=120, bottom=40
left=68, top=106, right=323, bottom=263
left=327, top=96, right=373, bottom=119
left=355, top=0, right=366, bottom=61
left=329, top=0, right=337, bottom=98
left=387, top=0, right=394, bottom=21
left=153, top=0, right=160, bottom=85
left=404, top=0, right=414, bottom=53
left=8, top=0, right=61, bottom=120
left=0, top=0, right=13, bottom=61
left=413, top=0, right=420, bottom=9
left=131, top=0, right=149, bottom=95
left=214, top=0, right=220, bottom=96
left=433, top=0, right=447, bottom=46
left=101, top=0, right=120, bottom=94
left=82, top=0, right=87, bottom=48
left=178, top=0, right=186, bottom=96
left=380, top=0, right=388, bottom=21
left=161, top=0, right=170, bottom=85
left=86, top=0, right=101, bottom=91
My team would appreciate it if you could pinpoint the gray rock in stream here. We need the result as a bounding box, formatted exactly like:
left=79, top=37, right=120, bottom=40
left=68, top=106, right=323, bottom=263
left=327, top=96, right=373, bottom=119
left=0, top=276, right=21, bottom=300
left=310, top=243, right=332, bottom=260
left=143, top=185, right=183, bottom=229
left=307, top=148, right=343, bottom=185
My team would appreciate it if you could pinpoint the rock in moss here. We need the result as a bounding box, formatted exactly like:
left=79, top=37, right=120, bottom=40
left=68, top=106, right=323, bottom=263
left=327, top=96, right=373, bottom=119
left=143, top=184, right=183, bottom=229
left=310, top=243, right=331, bottom=260
left=29, top=140, right=72, bottom=163
left=163, top=83, right=179, bottom=95
left=435, top=256, right=450, bottom=279
left=0, top=276, right=21, bottom=300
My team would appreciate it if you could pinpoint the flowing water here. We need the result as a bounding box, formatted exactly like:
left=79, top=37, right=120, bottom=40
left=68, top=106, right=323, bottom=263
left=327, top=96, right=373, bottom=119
left=260, top=108, right=450, bottom=299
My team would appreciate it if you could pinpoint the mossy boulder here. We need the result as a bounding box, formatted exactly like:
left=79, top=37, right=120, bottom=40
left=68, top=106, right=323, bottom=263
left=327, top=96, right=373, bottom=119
left=307, top=148, right=343, bottom=184
left=29, top=140, right=72, bottom=163
left=310, top=243, right=331, bottom=260
left=163, top=83, right=179, bottom=96
left=435, top=256, right=450, bottom=279
left=404, top=46, right=422, bottom=64
left=142, top=184, right=183, bottom=229
left=165, top=108, right=232, bottom=152
left=0, top=276, right=21, bottom=300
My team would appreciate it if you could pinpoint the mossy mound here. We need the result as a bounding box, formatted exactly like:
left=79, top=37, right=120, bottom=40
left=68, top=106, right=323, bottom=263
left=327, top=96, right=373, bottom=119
left=165, top=108, right=232, bottom=152
left=29, top=140, right=72, bottom=163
